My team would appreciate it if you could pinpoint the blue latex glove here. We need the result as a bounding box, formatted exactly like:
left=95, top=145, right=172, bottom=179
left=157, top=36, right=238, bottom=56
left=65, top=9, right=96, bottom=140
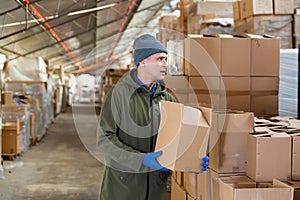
left=201, top=156, right=209, bottom=172
left=142, top=151, right=169, bottom=172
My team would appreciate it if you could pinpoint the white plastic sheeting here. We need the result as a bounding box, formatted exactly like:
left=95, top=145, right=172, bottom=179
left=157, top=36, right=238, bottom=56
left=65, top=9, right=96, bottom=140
left=6, top=56, right=47, bottom=82
left=1, top=105, right=31, bottom=153
left=279, top=49, right=298, bottom=117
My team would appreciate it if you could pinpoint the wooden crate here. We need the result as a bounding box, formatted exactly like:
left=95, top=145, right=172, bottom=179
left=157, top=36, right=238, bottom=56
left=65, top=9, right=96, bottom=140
left=2, top=119, right=20, bottom=159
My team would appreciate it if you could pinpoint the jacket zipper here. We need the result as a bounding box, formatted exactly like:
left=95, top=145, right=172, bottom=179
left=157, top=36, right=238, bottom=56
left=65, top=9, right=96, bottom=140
left=145, top=94, right=153, bottom=200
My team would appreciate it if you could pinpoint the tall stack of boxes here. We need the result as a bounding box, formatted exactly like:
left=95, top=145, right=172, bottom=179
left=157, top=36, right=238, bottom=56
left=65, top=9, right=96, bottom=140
left=183, top=34, right=280, bottom=116
left=158, top=1, right=300, bottom=198
left=186, top=0, right=296, bottom=49
left=162, top=32, right=300, bottom=199
left=167, top=108, right=300, bottom=200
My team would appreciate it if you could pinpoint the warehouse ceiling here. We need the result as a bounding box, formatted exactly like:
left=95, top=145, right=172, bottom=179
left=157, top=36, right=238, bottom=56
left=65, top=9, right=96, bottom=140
left=0, top=0, right=177, bottom=75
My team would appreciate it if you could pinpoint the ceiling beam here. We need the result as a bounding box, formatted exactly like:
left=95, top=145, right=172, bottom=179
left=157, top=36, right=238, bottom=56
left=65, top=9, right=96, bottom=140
left=73, top=0, right=144, bottom=74
left=107, top=0, right=143, bottom=60
left=0, top=0, right=43, bottom=16
left=18, top=17, right=123, bottom=57
left=16, top=0, right=92, bottom=69
left=0, top=13, right=92, bottom=48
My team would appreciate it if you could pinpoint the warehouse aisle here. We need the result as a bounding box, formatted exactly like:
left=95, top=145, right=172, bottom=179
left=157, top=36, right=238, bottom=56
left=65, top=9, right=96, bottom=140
left=0, top=105, right=104, bottom=200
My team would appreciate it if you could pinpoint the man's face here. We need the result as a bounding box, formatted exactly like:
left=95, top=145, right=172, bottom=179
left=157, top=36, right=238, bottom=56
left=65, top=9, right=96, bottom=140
left=142, top=52, right=168, bottom=81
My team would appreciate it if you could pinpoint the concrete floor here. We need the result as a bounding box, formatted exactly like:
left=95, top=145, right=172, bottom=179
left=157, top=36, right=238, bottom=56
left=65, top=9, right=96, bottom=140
left=0, top=104, right=104, bottom=200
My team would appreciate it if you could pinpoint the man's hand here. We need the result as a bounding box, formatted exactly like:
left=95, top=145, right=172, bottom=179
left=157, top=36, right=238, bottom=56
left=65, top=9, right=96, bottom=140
left=142, top=151, right=169, bottom=172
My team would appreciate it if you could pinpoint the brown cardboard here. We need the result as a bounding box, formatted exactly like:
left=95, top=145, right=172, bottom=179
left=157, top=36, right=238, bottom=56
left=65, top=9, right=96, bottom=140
left=237, top=16, right=254, bottom=34
left=171, top=177, right=187, bottom=200
left=273, top=0, right=294, bottom=14
left=184, top=35, right=252, bottom=77
left=166, top=191, right=171, bottom=200
left=184, top=35, right=221, bottom=76
left=1, top=91, right=13, bottom=105
left=251, top=77, right=279, bottom=116
left=251, top=95, right=278, bottom=116
left=188, top=76, right=220, bottom=107
left=282, top=180, right=300, bottom=200
left=223, top=95, right=251, bottom=112
left=250, top=36, right=280, bottom=77
left=177, top=172, right=184, bottom=186
left=183, top=170, right=211, bottom=200
left=187, top=194, right=195, bottom=200
left=212, top=176, right=256, bottom=200
left=220, top=37, right=251, bottom=76
left=221, top=76, right=251, bottom=111
left=251, top=77, right=279, bottom=92
left=209, top=169, right=246, bottom=200
left=247, top=133, right=292, bottom=182
left=2, top=120, right=20, bottom=156
left=189, top=93, right=219, bottom=109
left=196, top=1, right=240, bottom=20
left=239, top=0, right=253, bottom=19
left=209, top=111, right=254, bottom=173
left=155, top=100, right=211, bottom=172
left=188, top=76, right=253, bottom=111
left=183, top=172, right=197, bottom=198
left=197, top=170, right=211, bottom=200
left=292, top=134, right=300, bottom=180
left=164, top=75, right=188, bottom=103
left=215, top=178, right=293, bottom=200
left=221, top=76, right=250, bottom=95
left=189, top=76, right=220, bottom=92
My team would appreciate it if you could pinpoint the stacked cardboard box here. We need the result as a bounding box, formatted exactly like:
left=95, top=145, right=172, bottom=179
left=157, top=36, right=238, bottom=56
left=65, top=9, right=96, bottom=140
left=164, top=76, right=189, bottom=104
left=213, top=177, right=293, bottom=200
left=241, top=1, right=293, bottom=49
left=250, top=116, right=300, bottom=182
left=157, top=13, right=184, bottom=47
left=164, top=110, right=300, bottom=199
left=163, top=82, right=300, bottom=200
left=155, top=101, right=211, bottom=172
left=208, top=111, right=254, bottom=174
left=186, top=0, right=294, bottom=49
left=183, top=34, right=279, bottom=116
left=247, top=132, right=292, bottom=182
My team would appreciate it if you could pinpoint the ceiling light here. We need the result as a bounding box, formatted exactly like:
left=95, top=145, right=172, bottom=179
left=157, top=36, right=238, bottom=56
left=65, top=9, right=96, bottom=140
left=67, top=3, right=117, bottom=16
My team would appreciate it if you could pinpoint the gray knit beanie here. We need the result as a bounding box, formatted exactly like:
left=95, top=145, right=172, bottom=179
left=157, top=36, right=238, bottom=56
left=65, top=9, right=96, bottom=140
left=133, top=34, right=167, bottom=67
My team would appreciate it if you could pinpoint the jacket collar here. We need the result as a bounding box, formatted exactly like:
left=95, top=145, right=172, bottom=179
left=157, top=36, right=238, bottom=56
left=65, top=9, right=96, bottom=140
left=134, top=75, right=157, bottom=95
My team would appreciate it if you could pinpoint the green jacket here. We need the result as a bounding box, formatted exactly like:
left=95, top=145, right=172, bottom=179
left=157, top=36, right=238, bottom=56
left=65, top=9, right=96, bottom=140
left=98, top=69, right=175, bottom=200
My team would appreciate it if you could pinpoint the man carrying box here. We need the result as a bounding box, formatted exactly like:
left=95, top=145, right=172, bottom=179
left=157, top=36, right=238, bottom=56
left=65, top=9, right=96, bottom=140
left=97, top=34, right=209, bottom=200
